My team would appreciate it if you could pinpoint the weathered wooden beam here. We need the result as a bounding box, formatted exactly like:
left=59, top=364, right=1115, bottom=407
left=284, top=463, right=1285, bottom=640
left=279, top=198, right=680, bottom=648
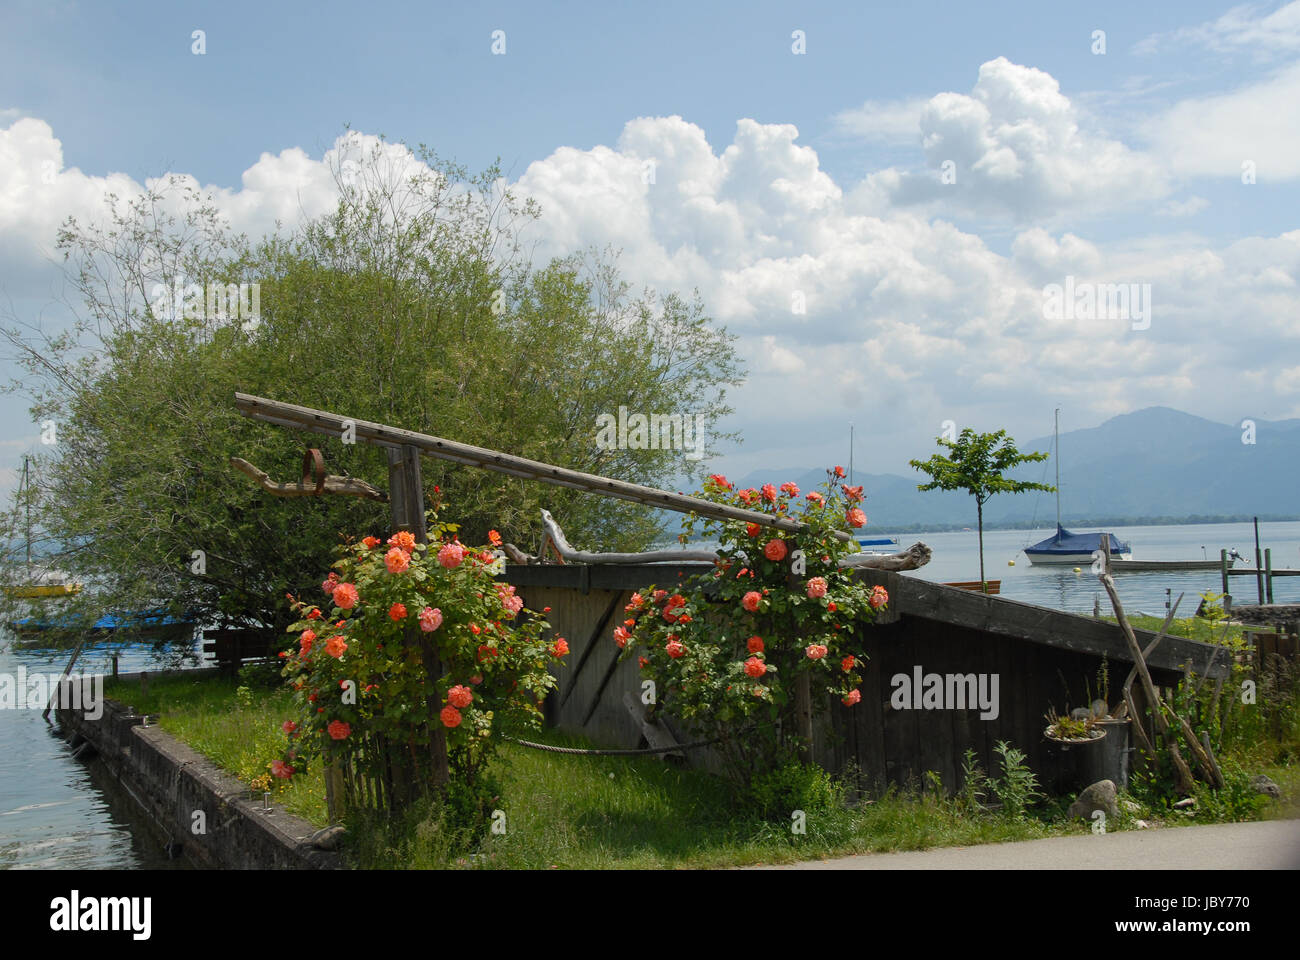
left=233, top=393, right=852, bottom=541
left=230, top=457, right=387, bottom=501
left=541, top=508, right=931, bottom=570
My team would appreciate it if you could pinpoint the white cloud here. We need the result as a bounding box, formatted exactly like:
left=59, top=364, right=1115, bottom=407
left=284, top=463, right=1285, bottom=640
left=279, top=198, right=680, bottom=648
left=1142, top=61, right=1300, bottom=179
left=832, top=98, right=928, bottom=144
left=868, top=58, right=1171, bottom=222
left=1135, top=1, right=1300, bottom=58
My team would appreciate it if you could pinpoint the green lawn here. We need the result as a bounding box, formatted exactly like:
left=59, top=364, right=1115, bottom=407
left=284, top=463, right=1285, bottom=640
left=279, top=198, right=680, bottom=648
left=102, top=668, right=1298, bottom=869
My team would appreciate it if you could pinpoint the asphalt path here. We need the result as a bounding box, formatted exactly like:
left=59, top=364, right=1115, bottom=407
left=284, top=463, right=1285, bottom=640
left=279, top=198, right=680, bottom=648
left=750, top=818, right=1300, bottom=869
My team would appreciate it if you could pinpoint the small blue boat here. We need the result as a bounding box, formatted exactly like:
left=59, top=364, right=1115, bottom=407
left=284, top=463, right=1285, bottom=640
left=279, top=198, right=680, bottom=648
left=9, top=608, right=197, bottom=646
left=1025, top=525, right=1131, bottom=565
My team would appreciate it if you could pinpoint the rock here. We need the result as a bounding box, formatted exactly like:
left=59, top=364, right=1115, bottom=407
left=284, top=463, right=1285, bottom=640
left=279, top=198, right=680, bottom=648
left=1090, top=699, right=1108, bottom=718
left=1172, top=797, right=1196, bottom=809
left=309, top=825, right=346, bottom=851
left=1120, top=798, right=1141, bottom=814
left=1134, top=819, right=1150, bottom=829
left=1070, top=707, right=1093, bottom=722
left=1251, top=775, right=1281, bottom=799
left=1068, top=779, right=1119, bottom=820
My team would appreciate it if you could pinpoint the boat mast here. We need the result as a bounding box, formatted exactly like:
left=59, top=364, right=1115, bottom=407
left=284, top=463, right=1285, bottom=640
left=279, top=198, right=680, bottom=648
left=1054, top=409, right=1061, bottom=532
left=849, top=423, right=854, bottom=488
left=23, top=455, right=30, bottom=568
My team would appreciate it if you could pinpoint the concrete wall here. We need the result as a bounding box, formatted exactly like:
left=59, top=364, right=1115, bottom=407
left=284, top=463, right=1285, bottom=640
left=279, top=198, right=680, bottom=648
left=58, top=694, right=339, bottom=870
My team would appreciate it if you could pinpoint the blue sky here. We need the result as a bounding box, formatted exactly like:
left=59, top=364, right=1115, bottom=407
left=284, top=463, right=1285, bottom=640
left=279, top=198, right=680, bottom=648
left=3, top=0, right=1299, bottom=492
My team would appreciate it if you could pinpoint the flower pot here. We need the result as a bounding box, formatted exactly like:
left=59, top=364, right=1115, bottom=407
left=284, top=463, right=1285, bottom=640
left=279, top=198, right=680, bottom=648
left=1079, top=718, right=1132, bottom=789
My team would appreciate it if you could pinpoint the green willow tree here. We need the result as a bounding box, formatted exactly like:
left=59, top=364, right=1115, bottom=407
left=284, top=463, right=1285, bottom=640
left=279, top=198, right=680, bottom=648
left=909, top=429, right=1054, bottom=593
left=0, top=137, right=744, bottom=644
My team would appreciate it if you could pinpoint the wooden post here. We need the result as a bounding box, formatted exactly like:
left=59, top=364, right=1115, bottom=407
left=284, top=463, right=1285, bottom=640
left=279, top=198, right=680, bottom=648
left=794, top=673, right=814, bottom=765
left=1254, top=516, right=1264, bottom=605
left=324, top=764, right=347, bottom=823
left=1265, top=548, right=1274, bottom=605
left=389, top=444, right=448, bottom=794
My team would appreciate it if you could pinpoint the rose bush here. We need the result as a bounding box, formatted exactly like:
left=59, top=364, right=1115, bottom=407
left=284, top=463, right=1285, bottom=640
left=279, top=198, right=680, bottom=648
left=616, top=468, right=887, bottom=788
left=277, top=518, right=565, bottom=817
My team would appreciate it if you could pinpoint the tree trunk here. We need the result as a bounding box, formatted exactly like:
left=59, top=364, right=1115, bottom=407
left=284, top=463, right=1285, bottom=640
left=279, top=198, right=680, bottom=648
left=977, top=499, right=987, bottom=594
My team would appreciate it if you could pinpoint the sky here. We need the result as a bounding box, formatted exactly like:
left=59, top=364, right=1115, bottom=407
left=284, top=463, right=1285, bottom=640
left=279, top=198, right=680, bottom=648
left=2, top=0, right=1299, bottom=497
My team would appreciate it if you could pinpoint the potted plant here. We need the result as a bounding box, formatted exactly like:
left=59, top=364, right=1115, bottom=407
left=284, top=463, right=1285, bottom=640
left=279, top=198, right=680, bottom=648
left=1044, top=709, right=1107, bottom=746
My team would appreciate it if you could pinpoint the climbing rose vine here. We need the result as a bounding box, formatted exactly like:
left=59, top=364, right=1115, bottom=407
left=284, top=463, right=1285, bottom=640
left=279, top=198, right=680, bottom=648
left=616, top=468, right=887, bottom=782
left=277, top=518, right=565, bottom=806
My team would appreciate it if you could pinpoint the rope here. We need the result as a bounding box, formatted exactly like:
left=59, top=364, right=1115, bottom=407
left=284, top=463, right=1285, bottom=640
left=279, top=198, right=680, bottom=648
left=502, top=721, right=771, bottom=757
left=501, top=735, right=721, bottom=756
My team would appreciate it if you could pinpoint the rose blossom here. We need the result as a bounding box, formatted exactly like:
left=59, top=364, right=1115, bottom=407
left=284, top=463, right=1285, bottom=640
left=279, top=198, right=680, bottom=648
left=361, top=535, right=381, bottom=549
left=440, top=706, right=462, bottom=728
left=805, top=644, right=828, bottom=660
left=327, top=720, right=351, bottom=740
left=763, top=538, right=788, bottom=562
left=806, top=577, right=828, bottom=599
left=551, top=638, right=569, bottom=658
left=419, top=606, right=443, bottom=632
left=846, top=508, right=866, bottom=529
left=665, top=639, right=686, bottom=659
left=745, top=522, right=761, bottom=537
left=742, top=591, right=762, bottom=613
left=780, top=481, right=800, bottom=497
left=437, top=542, right=465, bottom=568
left=447, top=685, right=473, bottom=709
left=841, top=655, right=856, bottom=673
left=869, top=586, right=889, bottom=609
left=747, top=635, right=764, bottom=654
left=744, top=656, right=766, bottom=678
left=325, top=634, right=348, bottom=658
left=281, top=720, right=298, bottom=734
left=388, top=530, right=417, bottom=552
left=613, top=625, right=631, bottom=648
left=385, top=547, right=411, bottom=574
left=272, top=759, right=295, bottom=779
left=388, top=602, right=408, bottom=621
left=332, top=582, right=359, bottom=609
left=842, top=689, right=862, bottom=707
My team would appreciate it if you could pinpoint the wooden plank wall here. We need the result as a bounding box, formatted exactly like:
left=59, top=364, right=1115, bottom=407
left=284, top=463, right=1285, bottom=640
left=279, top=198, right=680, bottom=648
left=514, top=576, right=1192, bottom=796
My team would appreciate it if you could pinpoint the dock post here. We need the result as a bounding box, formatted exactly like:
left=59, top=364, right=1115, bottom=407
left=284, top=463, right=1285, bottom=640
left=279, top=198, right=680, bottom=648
left=1265, top=548, right=1274, bottom=605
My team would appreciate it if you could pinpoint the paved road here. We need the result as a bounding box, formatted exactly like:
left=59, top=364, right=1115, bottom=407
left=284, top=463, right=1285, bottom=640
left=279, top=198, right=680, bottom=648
left=752, top=819, right=1300, bottom=869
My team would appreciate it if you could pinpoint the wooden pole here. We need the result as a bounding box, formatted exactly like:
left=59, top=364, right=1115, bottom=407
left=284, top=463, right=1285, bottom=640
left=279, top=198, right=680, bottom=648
left=1254, top=517, right=1264, bottom=604
left=234, top=393, right=852, bottom=542
left=1099, top=536, right=1197, bottom=793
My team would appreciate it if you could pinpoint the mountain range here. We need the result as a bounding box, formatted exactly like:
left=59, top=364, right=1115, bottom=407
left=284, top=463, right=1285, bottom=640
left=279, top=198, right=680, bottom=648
left=730, top=407, right=1300, bottom=531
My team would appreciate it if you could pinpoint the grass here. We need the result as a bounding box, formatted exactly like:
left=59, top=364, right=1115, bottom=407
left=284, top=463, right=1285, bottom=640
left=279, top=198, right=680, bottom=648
left=101, top=667, right=1298, bottom=869
left=103, top=668, right=328, bottom=826
left=1100, top=613, right=1247, bottom=646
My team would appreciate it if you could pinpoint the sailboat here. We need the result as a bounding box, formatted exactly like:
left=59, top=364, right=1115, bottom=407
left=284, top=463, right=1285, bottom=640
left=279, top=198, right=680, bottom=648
left=1024, top=410, right=1132, bottom=565
left=2, top=456, right=82, bottom=598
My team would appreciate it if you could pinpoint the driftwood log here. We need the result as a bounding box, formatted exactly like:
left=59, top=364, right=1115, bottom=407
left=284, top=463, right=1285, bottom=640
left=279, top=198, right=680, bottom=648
left=539, top=509, right=931, bottom=570
left=230, top=456, right=387, bottom=501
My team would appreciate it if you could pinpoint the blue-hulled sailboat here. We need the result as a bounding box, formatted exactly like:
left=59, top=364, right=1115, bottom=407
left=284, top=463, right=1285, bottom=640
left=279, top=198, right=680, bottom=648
left=1024, top=410, right=1133, bottom=566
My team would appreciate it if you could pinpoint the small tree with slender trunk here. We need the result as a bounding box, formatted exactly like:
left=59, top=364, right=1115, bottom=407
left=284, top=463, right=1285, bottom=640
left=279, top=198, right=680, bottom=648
left=909, top=429, right=1054, bottom=594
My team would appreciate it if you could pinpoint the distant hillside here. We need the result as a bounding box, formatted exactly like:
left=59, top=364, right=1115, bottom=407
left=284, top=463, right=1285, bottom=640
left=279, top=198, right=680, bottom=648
left=730, top=407, right=1300, bottom=530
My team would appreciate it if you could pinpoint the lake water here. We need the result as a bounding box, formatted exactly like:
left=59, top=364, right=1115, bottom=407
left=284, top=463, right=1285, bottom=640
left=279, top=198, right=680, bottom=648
left=3, top=519, right=1297, bottom=870
left=0, top=640, right=197, bottom=870
left=893, top=519, right=1300, bottom=616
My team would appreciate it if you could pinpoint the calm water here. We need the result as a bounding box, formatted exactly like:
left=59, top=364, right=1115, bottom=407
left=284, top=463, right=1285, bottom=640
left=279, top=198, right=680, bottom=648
left=0, top=639, right=199, bottom=870
left=893, top=519, right=1300, bottom=616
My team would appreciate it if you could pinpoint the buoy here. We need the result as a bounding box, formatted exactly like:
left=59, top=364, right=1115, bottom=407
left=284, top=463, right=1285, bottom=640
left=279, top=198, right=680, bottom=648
left=1072, top=567, right=1081, bottom=573
left=1007, top=560, right=1015, bottom=566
